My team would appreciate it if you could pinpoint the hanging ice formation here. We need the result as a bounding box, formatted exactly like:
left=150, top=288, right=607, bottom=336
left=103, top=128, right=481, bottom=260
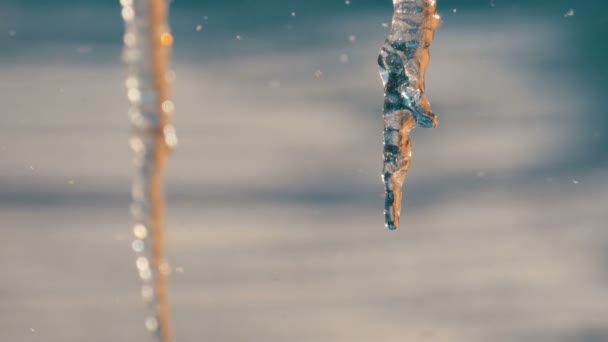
left=378, top=0, right=441, bottom=230
left=120, top=0, right=177, bottom=341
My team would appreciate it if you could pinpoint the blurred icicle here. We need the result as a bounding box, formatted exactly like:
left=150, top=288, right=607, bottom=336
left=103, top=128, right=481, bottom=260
left=378, top=0, right=441, bottom=230
left=120, top=0, right=176, bottom=341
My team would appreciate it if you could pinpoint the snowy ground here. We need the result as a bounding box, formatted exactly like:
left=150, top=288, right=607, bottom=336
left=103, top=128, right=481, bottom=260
left=1, top=3, right=607, bottom=342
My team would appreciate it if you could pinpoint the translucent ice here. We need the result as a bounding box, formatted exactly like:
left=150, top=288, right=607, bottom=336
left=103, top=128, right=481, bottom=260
left=121, top=0, right=176, bottom=341
left=378, top=0, right=441, bottom=230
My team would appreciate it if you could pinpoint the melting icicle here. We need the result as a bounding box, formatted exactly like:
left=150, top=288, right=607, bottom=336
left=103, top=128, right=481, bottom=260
left=378, top=0, right=441, bottom=230
left=120, top=0, right=176, bottom=341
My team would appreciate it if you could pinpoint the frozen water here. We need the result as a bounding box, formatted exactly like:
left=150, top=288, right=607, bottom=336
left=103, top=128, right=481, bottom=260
left=378, top=0, right=441, bottom=230
left=121, top=0, right=175, bottom=341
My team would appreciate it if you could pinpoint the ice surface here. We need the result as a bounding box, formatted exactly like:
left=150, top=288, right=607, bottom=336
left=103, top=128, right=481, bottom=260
left=378, top=0, right=441, bottom=230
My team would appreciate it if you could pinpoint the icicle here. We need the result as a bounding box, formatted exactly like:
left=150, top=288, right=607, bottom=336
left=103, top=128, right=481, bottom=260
left=378, top=0, right=441, bottom=230
left=120, top=0, right=176, bottom=341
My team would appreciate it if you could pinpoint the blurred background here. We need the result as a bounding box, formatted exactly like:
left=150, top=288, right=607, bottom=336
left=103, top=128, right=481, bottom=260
left=1, top=0, right=607, bottom=341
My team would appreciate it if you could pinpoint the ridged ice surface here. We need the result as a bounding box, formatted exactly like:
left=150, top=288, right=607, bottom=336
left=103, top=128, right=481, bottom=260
left=378, top=0, right=441, bottom=230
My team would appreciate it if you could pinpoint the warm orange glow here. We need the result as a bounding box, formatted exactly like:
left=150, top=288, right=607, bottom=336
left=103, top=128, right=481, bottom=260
left=160, top=32, right=173, bottom=46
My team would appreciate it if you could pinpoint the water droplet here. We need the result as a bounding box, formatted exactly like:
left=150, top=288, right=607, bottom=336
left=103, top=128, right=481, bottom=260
left=195, top=25, right=203, bottom=31
left=136, top=257, right=150, bottom=271
left=123, top=33, right=136, bottom=47
left=163, top=125, right=178, bottom=148
left=314, top=69, right=323, bottom=78
left=145, top=316, right=159, bottom=331
left=139, top=268, right=152, bottom=280
left=161, top=100, right=175, bottom=114
left=235, top=34, right=242, bottom=40
left=564, top=9, right=575, bottom=17
left=339, top=54, right=349, bottom=63
left=345, top=0, right=351, bottom=5
left=125, top=77, right=139, bottom=89
left=127, top=88, right=141, bottom=103
left=129, top=136, right=145, bottom=153
left=291, top=12, right=296, bottom=17
left=121, top=7, right=134, bottom=21
left=141, top=285, right=154, bottom=301
left=160, top=33, right=174, bottom=46
left=159, top=261, right=171, bottom=275
left=132, top=240, right=145, bottom=253
left=348, top=35, right=356, bottom=43
left=133, top=224, right=148, bottom=239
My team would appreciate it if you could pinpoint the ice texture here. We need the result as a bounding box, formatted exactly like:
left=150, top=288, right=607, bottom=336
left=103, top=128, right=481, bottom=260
left=378, top=0, right=441, bottom=230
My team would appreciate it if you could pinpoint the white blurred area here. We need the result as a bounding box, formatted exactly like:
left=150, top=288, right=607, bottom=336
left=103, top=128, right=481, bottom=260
left=1, top=9, right=607, bottom=342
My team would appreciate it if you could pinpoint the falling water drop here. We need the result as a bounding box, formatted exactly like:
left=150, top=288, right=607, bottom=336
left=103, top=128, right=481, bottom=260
left=378, top=0, right=441, bottom=230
